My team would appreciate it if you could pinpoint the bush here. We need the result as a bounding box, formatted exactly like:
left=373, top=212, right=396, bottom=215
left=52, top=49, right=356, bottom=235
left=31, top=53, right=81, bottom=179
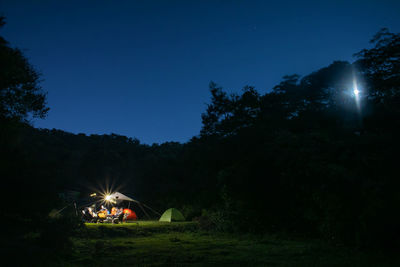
left=193, top=215, right=215, bottom=231
left=39, top=215, right=84, bottom=251
left=194, top=209, right=237, bottom=232
left=181, top=204, right=201, bottom=221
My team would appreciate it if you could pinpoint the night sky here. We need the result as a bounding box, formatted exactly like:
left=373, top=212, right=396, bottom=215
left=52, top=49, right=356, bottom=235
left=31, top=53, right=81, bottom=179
left=2, top=1, right=400, bottom=144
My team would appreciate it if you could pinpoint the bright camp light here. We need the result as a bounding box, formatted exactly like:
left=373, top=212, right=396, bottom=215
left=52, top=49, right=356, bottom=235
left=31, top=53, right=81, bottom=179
left=354, top=88, right=359, bottom=96
left=105, top=195, right=112, bottom=201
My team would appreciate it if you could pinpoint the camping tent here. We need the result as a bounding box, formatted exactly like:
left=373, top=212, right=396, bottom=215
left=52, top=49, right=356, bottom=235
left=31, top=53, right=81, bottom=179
left=123, top=208, right=137, bottom=220
left=159, top=208, right=185, bottom=222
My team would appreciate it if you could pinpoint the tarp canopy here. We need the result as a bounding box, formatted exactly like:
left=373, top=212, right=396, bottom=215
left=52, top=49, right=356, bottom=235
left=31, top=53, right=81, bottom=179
left=104, top=192, right=161, bottom=218
left=159, top=208, right=185, bottom=222
left=108, top=192, right=136, bottom=203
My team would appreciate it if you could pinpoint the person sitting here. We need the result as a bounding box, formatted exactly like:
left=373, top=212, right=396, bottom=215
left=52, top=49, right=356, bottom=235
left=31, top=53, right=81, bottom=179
left=116, top=207, right=123, bottom=215
left=82, top=207, right=97, bottom=223
left=111, top=207, right=117, bottom=216
left=88, top=207, right=98, bottom=223
left=97, top=207, right=108, bottom=222
left=111, top=207, right=124, bottom=224
left=81, top=208, right=91, bottom=222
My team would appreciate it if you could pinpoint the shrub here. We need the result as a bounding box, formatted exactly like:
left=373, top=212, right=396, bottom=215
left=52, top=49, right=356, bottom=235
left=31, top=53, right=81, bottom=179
left=39, top=214, right=84, bottom=251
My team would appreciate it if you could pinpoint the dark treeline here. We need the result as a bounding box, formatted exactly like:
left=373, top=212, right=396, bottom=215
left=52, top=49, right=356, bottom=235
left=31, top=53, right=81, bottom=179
left=2, top=13, right=400, bottom=255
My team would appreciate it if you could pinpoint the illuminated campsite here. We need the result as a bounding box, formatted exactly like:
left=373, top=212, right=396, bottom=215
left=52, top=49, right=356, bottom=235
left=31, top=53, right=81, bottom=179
left=3, top=1, right=400, bottom=266
left=79, top=191, right=176, bottom=224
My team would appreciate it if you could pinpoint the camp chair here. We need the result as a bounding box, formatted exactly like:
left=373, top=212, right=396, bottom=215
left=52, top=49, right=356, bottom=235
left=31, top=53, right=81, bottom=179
left=110, top=212, right=125, bottom=224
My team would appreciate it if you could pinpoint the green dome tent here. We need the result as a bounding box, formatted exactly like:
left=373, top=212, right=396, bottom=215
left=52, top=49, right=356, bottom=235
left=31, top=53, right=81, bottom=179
left=159, top=208, right=185, bottom=222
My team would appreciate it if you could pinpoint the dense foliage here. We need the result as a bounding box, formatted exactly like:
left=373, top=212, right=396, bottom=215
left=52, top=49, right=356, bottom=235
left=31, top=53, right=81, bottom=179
left=2, top=17, right=400, bottom=255
left=0, top=17, right=48, bottom=121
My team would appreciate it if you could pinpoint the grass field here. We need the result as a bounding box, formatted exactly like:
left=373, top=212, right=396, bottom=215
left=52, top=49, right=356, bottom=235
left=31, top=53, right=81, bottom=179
left=55, top=221, right=396, bottom=266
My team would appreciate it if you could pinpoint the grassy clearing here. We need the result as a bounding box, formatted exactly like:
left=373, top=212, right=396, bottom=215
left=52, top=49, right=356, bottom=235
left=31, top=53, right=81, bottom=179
left=61, top=221, right=396, bottom=266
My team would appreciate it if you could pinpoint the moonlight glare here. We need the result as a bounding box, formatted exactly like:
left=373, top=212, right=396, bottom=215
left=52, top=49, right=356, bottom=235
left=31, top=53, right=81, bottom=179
left=352, top=78, right=361, bottom=113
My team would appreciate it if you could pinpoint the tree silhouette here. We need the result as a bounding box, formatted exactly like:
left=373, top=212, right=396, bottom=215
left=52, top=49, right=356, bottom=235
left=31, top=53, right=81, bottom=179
left=0, top=16, right=49, bottom=121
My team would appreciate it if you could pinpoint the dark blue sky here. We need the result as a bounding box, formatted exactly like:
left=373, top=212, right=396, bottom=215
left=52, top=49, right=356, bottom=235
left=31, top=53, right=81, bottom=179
left=2, top=1, right=400, bottom=144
